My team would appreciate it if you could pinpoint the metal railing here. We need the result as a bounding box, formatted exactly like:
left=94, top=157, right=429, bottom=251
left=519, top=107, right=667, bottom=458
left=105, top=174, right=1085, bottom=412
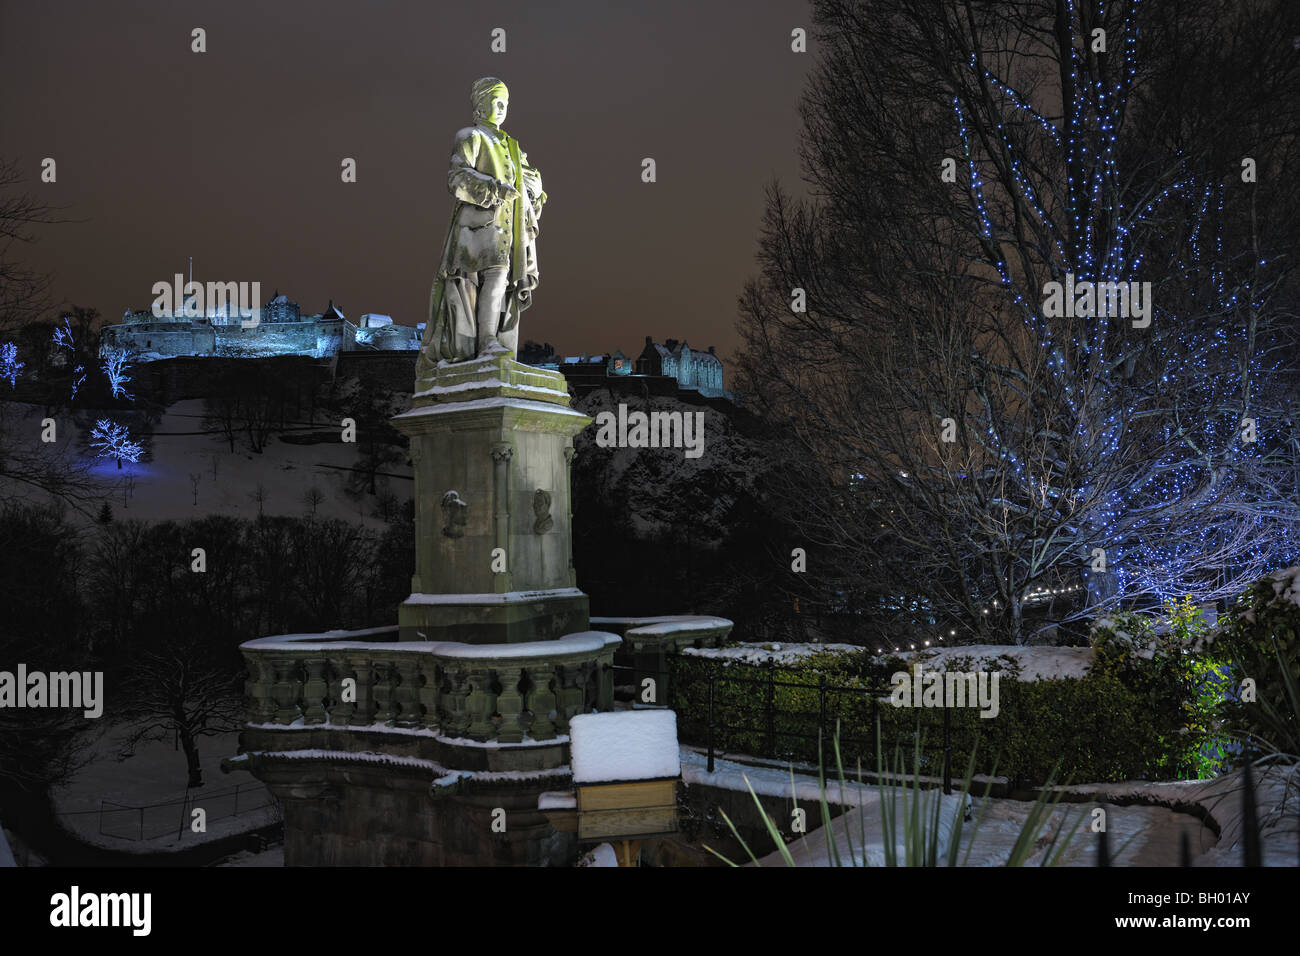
left=608, top=657, right=954, bottom=794
left=91, top=781, right=278, bottom=842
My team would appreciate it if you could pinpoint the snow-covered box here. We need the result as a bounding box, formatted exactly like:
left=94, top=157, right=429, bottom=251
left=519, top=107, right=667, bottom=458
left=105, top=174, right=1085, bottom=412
left=566, top=711, right=680, bottom=842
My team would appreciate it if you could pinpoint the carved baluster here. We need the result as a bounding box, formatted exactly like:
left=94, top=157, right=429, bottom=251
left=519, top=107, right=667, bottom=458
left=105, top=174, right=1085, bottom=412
left=527, top=666, right=558, bottom=740
left=555, top=663, right=583, bottom=734
left=465, top=665, right=496, bottom=741
left=373, top=660, right=399, bottom=724
left=394, top=657, right=422, bottom=728
left=496, top=665, right=525, bottom=743
left=302, top=657, right=329, bottom=724
left=331, top=657, right=356, bottom=726
left=245, top=653, right=276, bottom=724
left=419, top=662, right=440, bottom=730
left=271, top=657, right=302, bottom=725
left=442, top=666, right=471, bottom=738
left=348, top=655, right=374, bottom=726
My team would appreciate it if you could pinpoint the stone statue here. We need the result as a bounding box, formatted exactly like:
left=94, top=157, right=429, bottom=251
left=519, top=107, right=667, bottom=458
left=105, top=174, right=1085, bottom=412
left=415, top=77, right=547, bottom=382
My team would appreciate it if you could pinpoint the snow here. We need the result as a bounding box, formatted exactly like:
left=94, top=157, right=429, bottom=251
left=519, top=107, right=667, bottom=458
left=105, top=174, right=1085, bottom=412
left=243, top=627, right=620, bottom=660
left=425, top=632, right=621, bottom=660
left=569, top=711, right=681, bottom=784
left=1059, top=763, right=1300, bottom=867
left=0, top=399, right=408, bottom=529
left=755, top=789, right=962, bottom=867
left=217, top=844, right=285, bottom=867
left=594, top=614, right=730, bottom=630
left=538, top=791, right=576, bottom=810
left=1266, top=566, right=1300, bottom=607
left=577, top=842, right=619, bottom=867
left=677, top=748, right=965, bottom=867
left=53, top=723, right=277, bottom=853
left=404, top=587, right=586, bottom=605
left=682, top=641, right=866, bottom=665
left=394, top=396, right=589, bottom=420
left=235, top=749, right=571, bottom=786
left=624, top=617, right=734, bottom=637
left=246, top=720, right=570, bottom=749
left=413, top=378, right=570, bottom=400
left=899, top=644, right=1094, bottom=682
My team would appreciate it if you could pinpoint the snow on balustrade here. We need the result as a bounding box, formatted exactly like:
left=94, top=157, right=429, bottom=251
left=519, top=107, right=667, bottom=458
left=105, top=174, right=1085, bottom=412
left=238, top=624, right=621, bottom=744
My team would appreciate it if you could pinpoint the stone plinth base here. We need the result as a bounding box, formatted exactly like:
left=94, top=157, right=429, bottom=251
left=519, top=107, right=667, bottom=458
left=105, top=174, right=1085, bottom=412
left=392, top=344, right=593, bottom=644
left=399, top=587, right=590, bottom=644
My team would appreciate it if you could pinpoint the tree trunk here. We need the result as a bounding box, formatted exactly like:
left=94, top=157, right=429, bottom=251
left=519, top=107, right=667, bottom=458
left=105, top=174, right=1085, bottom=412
left=177, top=722, right=203, bottom=788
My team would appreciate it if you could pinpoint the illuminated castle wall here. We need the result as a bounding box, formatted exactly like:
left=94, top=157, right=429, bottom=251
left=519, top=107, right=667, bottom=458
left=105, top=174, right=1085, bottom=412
left=99, top=294, right=420, bottom=361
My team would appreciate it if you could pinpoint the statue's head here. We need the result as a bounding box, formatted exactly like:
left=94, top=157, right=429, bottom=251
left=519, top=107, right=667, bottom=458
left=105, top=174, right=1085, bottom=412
left=471, top=77, right=509, bottom=128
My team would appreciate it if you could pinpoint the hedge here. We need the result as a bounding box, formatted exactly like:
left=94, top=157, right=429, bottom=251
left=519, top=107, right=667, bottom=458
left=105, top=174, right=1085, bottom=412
left=667, top=649, right=1195, bottom=786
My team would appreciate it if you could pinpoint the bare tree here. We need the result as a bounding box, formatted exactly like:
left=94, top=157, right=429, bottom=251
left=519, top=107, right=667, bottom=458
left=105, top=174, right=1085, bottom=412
left=302, top=485, right=325, bottom=517
left=0, top=157, right=61, bottom=335
left=738, top=0, right=1300, bottom=642
left=118, top=640, right=243, bottom=788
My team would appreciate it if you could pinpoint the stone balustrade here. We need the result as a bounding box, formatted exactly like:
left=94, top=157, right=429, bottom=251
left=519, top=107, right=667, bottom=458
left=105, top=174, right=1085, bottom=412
left=592, top=615, right=733, bottom=706
left=239, top=626, right=621, bottom=745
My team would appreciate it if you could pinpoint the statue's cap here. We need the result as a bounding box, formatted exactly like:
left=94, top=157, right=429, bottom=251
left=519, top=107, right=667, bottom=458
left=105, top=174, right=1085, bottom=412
left=471, top=77, right=509, bottom=110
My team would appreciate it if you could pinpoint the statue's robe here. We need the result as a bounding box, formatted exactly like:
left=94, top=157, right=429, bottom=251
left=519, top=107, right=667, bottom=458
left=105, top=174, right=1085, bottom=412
left=417, top=123, right=545, bottom=375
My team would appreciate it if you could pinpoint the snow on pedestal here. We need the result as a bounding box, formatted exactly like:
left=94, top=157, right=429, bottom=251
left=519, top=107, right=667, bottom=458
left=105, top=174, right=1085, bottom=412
left=569, top=710, right=680, bottom=784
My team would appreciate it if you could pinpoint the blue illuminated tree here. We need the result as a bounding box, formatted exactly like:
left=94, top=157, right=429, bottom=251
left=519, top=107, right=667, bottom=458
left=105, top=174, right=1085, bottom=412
left=0, top=342, right=23, bottom=388
left=101, top=346, right=133, bottom=401
left=51, top=318, right=74, bottom=352
left=738, top=0, right=1300, bottom=642
left=51, top=317, right=88, bottom=400
left=90, top=418, right=143, bottom=469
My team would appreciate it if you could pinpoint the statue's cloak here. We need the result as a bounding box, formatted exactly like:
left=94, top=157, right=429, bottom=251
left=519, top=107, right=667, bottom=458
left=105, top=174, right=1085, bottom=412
left=416, top=124, right=545, bottom=376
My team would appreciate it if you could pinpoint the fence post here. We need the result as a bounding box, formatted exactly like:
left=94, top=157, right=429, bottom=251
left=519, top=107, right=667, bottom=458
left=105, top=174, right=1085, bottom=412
left=707, top=675, right=716, bottom=773
left=872, top=691, right=879, bottom=761
left=139, top=805, right=144, bottom=842
left=177, top=789, right=189, bottom=841
left=98, top=800, right=105, bottom=837
left=942, top=700, right=952, bottom=796
left=765, top=659, right=776, bottom=759
left=233, top=782, right=240, bottom=817
left=818, top=675, right=827, bottom=748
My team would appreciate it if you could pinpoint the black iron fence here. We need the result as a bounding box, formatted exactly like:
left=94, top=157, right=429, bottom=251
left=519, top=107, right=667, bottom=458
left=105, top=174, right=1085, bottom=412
left=607, top=657, right=955, bottom=794
left=84, top=782, right=278, bottom=842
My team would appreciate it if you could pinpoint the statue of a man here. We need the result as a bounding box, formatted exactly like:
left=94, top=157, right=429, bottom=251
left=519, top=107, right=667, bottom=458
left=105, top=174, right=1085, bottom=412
left=416, top=77, right=546, bottom=381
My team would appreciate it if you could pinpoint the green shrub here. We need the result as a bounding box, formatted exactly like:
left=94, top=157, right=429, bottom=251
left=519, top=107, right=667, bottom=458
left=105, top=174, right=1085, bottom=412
left=669, top=636, right=1203, bottom=785
left=1211, top=567, right=1300, bottom=760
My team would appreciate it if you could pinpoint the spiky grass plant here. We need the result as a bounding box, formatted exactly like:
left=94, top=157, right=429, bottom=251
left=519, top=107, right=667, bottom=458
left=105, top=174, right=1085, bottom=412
left=705, top=721, right=1092, bottom=866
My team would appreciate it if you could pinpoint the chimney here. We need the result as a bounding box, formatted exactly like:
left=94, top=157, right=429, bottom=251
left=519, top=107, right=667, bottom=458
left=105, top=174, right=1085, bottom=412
left=708, top=345, right=715, bottom=355
left=645, top=335, right=653, bottom=345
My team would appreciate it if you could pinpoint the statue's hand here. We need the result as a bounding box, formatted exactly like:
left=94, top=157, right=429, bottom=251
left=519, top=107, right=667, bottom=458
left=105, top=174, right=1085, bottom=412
left=498, top=182, right=520, bottom=203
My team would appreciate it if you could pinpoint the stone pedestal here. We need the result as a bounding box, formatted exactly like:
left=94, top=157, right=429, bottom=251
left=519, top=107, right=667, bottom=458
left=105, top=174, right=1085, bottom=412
left=392, top=344, right=592, bottom=643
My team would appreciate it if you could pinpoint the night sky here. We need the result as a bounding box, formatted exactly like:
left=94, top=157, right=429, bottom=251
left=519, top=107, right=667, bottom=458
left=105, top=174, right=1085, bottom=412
left=0, top=0, right=814, bottom=365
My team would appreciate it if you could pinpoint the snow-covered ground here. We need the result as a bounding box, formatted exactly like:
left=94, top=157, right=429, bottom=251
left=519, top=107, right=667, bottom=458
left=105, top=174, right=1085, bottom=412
left=681, top=642, right=868, bottom=666
left=6, top=399, right=408, bottom=529
left=682, top=641, right=1095, bottom=682
left=53, top=721, right=277, bottom=853
left=578, top=843, right=619, bottom=867
left=898, top=644, right=1095, bottom=681
left=680, top=746, right=1296, bottom=867
left=1059, top=763, right=1300, bottom=867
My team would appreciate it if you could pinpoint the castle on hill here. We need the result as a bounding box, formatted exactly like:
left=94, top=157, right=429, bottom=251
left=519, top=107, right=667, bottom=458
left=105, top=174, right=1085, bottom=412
left=519, top=336, right=732, bottom=401
left=99, top=291, right=420, bottom=361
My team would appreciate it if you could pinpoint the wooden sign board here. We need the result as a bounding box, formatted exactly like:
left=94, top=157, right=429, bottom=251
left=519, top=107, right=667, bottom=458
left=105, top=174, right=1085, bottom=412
left=576, top=778, right=677, bottom=842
